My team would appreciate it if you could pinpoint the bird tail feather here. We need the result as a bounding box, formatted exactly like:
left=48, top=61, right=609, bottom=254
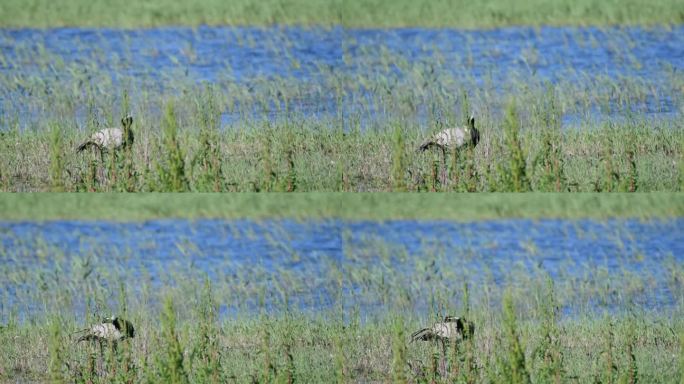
left=72, top=327, right=92, bottom=343
left=410, top=328, right=432, bottom=342
left=76, top=334, right=93, bottom=343
left=76, top=141, right=92, bottom=152
left=416, top=141, right=433, bottom=152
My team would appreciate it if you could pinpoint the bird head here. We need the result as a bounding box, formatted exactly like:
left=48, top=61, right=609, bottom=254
left=112, top=316, right=135, bottom=338
left=121, top=116, right=133, bottom=129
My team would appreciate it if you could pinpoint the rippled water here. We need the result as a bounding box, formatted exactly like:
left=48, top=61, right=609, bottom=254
left=1, top=218, right=682, bottom=315
left=4, top=26, right=681, bottom=84
left=1, top=26, right=682, bottom=125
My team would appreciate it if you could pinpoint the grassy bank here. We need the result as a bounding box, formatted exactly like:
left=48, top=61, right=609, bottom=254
left=3, top=111, right=682, bottom=193
left=1, top=0, right=684, bottom=28
left=2, top=302, right=680, bottom=383
left=1, top=193, right=682, bottom=221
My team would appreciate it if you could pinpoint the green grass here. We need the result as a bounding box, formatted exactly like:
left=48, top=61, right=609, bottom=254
left=3, top=111, right=682, bottom=192
left=1, top=0, right=684, bottom=27
left=4, top=307, right=680, bottom=383
left=0, top=193, right=682, bottom=221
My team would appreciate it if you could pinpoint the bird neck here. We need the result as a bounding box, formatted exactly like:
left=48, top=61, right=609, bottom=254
left=470, top=126, right=479, bottom=145
left=124, top=127, right=134, bottom=146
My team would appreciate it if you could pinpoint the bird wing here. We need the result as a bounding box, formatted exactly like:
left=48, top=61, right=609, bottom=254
left=434, top=128, right=466, bottom=148
left=432, top=129, right=452, bottom=147
left=410, top=328, right=434, bottom=342
left=432, top=323, right=454, bottom=339
left=88, top=130, right=107, bottom=147
left=90, top=323, right=121, bottom=340
left=90, top=128, right=123, bottom=148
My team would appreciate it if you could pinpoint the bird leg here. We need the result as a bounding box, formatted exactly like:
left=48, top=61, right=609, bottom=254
left=429, top=348, right=440, bottom=381
left=440, top=148, right=448, bottom=188
left=431, top=159, right=439, bottom=192
left=440, top=339, right=447, bottom=378
left=448, top=339, right=460, bottom=379
left=94, top=148, right=105, bottom=186
left=98, top=340, right=104, bottom=377
left=449, top=149, right=460, bottom=188
left=108, top=342, right=118, bottom=378
left=87, top=346, right=96, bottom=380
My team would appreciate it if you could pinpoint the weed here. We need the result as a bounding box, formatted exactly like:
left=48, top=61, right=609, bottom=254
left=190, top=279, right=222, bottom=383
left=392, top=317, right=408, bottom=384
left=532, top=278, right=563, bottom=384
left=532, top=85, right=566, bottom=192
left=502, top=291, right=531, bottom=384
left=49, top=123, right=65, bottom=192
left=159, top=296, right=189, bottom=384
left=191, top=87, right=224, bottom=192
left=601, top=320, right=618, bottom=384
left=48, top=316, right=66, bottom=383
left=158, top=101, right=190, bottom=192
left=391, top=124, right=407, bottom=192
left=502, top=101, right=531, bottom=192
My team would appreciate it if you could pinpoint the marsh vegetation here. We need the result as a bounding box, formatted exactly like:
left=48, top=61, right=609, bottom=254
left=1, top=2, right=683, bottom=382
left=1, top=27, right=682, bottom=192
left=0, top=216, right=682, bottom=382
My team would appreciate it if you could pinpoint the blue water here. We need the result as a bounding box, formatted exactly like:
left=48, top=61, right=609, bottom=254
left=1, top=26, right=682, bottom=127
left=3, top=26, right=681, bottom=88
left=0, top=218, right=682, bottom=316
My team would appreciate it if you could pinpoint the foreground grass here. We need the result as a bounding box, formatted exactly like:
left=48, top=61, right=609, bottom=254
left=0, top=199, right=681, bottom=382
left=1, top=0, right=684, bottom=28
left=0, top=193, right=682, bottom=221
left=2, top=305, right=680, bottom=383
left=3, top=116, right=682, bottom=192
left=3, top=98, right=682, bottom=192
left=1, top=261, right=682, bottom=383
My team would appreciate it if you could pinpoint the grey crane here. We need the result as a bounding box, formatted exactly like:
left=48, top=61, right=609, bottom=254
left=76, top=316, right=135, bottom=344
left=411, top=315, right=474, bottom=343
left=417, top=116, right=480, bottom=154
left=416, top=116, right=480, bottom=185
left=77, top=116, right=134, bottom=154
left=75, top=316, right=135, bottom=376
left=411, top=316, right=475, bottom=377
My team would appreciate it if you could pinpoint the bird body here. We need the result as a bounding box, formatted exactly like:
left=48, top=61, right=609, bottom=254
left=417, top=116, right=480, bottom=153
left=77, top=116, right=134, bottom=152
left=418, top=127, right=468, bottom=151
left=416, top=116, right=480, bottom=186
left=79, top=128, right=124, bottom=150
left=411, top=316, right=474, bottom=343
left=77, top=316, right=135, bottom=344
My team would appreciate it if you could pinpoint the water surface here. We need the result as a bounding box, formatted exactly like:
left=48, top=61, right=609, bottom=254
left=1, top=218, right=681, bottom=317
left=1, top=26, right=682, bottom=126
